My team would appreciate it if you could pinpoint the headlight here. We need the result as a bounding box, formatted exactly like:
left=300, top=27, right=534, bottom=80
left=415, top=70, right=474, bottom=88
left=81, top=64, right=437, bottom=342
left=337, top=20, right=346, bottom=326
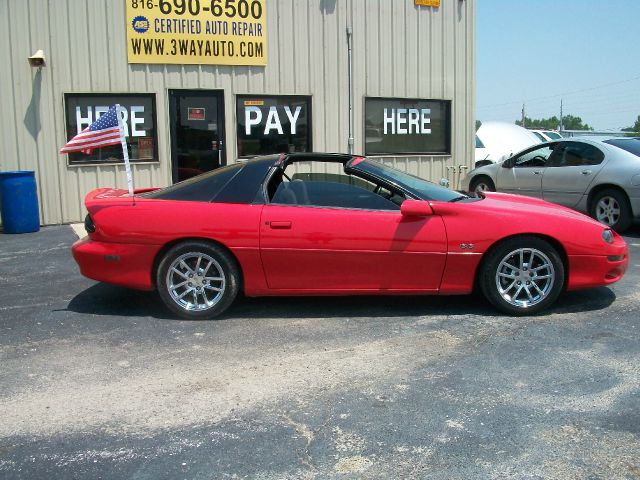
left=602, top=228, right=614, bottom=244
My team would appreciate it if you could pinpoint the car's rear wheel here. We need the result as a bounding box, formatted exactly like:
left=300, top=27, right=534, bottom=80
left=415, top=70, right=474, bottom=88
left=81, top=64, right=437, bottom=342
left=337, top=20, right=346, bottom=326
left=469, top=176, right=495, bottom=195
left=157, top=241, right=239, bottom=320
left=590, top=188, right=632, bottom=233
left=480, top=236, right=564, bottom=315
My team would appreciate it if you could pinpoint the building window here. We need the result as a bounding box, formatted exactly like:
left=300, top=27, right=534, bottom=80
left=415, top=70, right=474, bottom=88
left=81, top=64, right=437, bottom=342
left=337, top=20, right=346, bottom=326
left=236, top=95, right=312, bottom=157
left=364, top=98, right=451, bottom=155
left=63, top=93, right=158, bottom=165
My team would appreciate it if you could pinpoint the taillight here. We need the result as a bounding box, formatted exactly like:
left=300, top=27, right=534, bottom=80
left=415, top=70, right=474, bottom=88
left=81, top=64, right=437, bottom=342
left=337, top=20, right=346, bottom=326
left=84, top=214, right=96, bottom=234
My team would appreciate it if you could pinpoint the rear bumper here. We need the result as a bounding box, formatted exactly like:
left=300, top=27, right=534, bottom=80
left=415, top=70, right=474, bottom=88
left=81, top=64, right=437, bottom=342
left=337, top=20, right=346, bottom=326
left=71, top=236, right=160, bottom=291
left=566, top=252, right=628, bottom=290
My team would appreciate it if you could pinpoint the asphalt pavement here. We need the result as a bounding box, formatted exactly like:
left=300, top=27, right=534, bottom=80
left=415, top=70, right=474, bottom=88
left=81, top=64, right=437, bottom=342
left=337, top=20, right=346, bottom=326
left=0, top=225, right=639, bottom=479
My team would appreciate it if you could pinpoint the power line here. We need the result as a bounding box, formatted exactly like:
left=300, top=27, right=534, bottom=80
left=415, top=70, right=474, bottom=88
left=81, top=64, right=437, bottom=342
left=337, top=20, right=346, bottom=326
left=478, top=73, right=640, bottom=109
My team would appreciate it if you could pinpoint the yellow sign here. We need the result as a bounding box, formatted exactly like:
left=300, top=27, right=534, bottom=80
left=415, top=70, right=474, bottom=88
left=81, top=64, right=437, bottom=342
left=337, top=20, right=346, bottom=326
left=415, top=0, right=440, bottom=7
left=126, top=0, right=266, bottom=65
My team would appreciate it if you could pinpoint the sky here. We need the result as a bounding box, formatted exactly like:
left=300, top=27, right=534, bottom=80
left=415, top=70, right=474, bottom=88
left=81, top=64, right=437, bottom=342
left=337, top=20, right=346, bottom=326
left=476, top=0, right=640, bottom=131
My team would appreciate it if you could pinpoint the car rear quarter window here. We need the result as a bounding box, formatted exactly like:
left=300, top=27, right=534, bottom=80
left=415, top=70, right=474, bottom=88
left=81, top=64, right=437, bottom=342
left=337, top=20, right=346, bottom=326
left=141, top=164, right=242, bottom=202
left=604, top=138, right=640, bottom=158
left=548, top=142, right=604, bottom=167
left=214, top=159, right=272, bottom=203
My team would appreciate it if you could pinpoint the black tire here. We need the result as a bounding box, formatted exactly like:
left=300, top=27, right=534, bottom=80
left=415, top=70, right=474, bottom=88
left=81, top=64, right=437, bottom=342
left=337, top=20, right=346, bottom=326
left=156, top=241, right=240, bottom=320
left=469, top=176, right=496, bottom=195
left=589, top=188, right=632, bottom=233
left=479, top=236, right=564, bottom=316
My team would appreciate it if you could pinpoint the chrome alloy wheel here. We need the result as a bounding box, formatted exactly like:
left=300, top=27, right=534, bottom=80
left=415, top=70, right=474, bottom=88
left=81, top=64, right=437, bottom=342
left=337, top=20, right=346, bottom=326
left=165, top=252, right=225, bottom=311
left=495, top=248, right=555, bottom=309
left=595, top=195, right=620, bottom=227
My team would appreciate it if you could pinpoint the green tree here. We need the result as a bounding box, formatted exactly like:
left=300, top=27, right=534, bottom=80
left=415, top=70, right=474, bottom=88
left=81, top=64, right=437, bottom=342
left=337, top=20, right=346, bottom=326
left=562, top=115, right=593, bottom=131
left=515, top=115, right=593, bottom=131
left=622, top=115, right=640, bottom=135
left=516, top=116, right=559, bottom=130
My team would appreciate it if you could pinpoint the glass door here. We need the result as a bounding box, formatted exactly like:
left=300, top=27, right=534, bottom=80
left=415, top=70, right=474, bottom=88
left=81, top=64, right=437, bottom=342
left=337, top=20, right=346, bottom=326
left=169, top=90, right=226, bottom=183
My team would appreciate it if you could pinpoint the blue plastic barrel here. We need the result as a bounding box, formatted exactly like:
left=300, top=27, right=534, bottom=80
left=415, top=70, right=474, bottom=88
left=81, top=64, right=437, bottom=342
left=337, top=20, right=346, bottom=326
left=0, top=171, right=40, bottom=234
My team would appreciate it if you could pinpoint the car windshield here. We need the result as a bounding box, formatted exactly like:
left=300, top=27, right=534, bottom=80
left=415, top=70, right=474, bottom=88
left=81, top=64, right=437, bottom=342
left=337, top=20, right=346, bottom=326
left=545, top=131, right=562, bottom=140
left=604, top=138, right=640, bottom=158
left=532, top=132, right=546, bottom=142
left=349, top=158, right=466, bottom=202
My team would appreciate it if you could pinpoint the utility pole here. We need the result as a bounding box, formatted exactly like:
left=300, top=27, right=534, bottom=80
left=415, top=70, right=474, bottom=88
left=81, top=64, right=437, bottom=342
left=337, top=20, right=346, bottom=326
left=521, top=103, right=526, bottom=128
left=559, top=99, right=564, bottom=132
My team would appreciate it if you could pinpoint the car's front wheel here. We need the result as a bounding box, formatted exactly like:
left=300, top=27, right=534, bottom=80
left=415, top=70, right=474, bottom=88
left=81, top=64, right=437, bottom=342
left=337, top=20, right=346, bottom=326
left=469, top=176, right=496, bottom=195
left=156, top=241, right=240, bottom=320
left=590, top=188, right=632, bottom=233
left=479, top=236, right=564, bottom=315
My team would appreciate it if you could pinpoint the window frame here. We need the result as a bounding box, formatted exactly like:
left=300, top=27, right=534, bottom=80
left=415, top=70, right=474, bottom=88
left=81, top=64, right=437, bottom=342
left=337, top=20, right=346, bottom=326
left=236, top=94, right=313, bottom=159
left=364, top=97, right=452, bottom=156
left=63, top=92, right=159, bottom=167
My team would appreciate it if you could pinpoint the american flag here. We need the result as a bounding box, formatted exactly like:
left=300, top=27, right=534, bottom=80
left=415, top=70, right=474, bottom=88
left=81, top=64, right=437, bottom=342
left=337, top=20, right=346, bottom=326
left=59, top=105, right=122, bottom=155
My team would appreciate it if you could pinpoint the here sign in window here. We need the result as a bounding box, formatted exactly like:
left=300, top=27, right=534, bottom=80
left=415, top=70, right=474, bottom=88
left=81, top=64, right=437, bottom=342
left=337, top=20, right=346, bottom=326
left=364, top=98, right=451, bottom=155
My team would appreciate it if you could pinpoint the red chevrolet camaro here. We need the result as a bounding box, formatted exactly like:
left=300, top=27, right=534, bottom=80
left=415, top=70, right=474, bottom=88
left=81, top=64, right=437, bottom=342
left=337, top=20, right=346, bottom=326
left=72, top=153, right=629, bottom=319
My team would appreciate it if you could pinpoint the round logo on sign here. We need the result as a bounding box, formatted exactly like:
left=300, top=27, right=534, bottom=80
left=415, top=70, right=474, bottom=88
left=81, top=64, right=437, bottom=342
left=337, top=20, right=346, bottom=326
left=132, top=16, right=150, bottom=34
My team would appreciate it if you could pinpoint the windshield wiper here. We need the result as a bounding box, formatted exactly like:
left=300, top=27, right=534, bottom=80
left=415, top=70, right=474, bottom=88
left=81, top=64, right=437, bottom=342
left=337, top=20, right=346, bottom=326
left=449, top=195, right=469, bottom=203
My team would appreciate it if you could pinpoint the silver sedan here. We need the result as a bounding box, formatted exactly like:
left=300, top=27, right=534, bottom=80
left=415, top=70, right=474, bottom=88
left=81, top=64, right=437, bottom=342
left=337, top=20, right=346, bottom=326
left=462, top=137, right=640, bottom=232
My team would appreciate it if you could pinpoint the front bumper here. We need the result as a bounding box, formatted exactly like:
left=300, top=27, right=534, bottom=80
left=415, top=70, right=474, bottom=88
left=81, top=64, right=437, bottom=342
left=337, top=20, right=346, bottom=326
left=72, top=236, right=160, bottom=291
left=566, top=251, right=629, bottom=291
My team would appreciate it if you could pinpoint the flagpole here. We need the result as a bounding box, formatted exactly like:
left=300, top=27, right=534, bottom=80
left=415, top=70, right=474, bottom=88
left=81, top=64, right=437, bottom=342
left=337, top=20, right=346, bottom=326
left=116, top=104, right=135, bottom=201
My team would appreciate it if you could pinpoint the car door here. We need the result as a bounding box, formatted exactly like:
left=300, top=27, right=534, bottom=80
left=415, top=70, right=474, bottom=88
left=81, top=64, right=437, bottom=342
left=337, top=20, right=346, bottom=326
left=542, top=141, right=606, bottom=208
left=497, top=143, right=558, bottom=197
left=259, top=177, right=448, bottom=292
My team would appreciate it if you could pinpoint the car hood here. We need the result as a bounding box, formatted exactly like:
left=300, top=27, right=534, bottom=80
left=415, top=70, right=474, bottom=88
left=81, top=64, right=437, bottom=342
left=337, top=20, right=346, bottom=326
left=477, top=191, right=603, bottom=225
left=476, top=122, right=541, bottom=162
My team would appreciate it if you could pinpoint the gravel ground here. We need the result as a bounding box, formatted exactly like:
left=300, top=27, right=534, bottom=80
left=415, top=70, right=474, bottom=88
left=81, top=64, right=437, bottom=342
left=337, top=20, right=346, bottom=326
left=0, top=225, right=639, bottom=479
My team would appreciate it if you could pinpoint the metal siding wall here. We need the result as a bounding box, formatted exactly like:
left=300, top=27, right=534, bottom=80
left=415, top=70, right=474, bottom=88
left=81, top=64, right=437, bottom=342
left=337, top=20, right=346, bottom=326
left=0, top=0, right=475, bottom=225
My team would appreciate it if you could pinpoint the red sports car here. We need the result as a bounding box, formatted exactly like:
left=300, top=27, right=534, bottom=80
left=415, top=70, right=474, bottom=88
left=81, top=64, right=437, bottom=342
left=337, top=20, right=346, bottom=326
left=72, top=153, right=628, bottom=319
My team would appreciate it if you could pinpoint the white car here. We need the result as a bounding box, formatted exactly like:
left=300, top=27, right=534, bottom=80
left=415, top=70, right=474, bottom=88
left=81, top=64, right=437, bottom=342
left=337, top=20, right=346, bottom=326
left=529, top=129, right=563, bottom=142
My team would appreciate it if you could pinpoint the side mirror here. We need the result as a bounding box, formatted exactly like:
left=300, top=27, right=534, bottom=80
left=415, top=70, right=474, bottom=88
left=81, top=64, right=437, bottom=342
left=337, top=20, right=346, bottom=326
left=401, top=200, right=433, bottom=217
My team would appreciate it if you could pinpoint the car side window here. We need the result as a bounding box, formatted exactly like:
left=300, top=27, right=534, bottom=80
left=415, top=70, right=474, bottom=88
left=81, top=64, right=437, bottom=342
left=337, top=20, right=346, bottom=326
left=547, top=142, right=604, bottom=167
left=268, top=161, right=404, bottom=210
left=512, top=144, right=557, bottom=168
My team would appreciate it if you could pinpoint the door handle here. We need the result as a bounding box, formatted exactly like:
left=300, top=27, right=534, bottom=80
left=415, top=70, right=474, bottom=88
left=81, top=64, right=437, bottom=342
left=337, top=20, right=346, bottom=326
left=581, top=170, right=592, bottom=175
left=269, top=221, right=292, bottom=229
left=533, top=170, right=542, bottom=175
